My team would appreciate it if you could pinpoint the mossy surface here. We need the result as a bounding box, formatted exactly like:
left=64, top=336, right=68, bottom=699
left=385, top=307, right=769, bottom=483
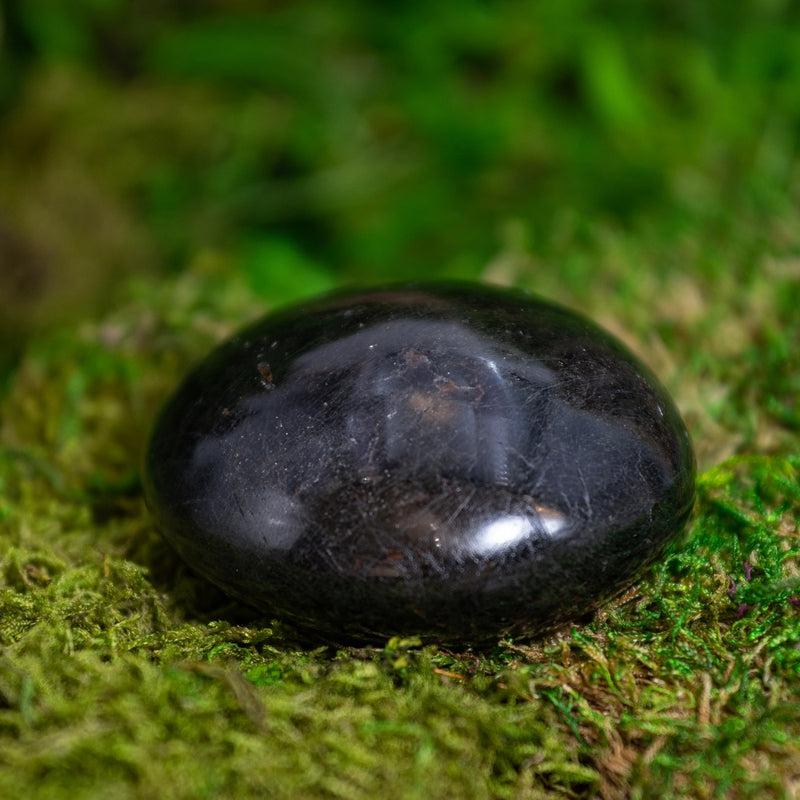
left=1, top=3, right=800, bottom=798
left=1, top=262, right=798, bottom=799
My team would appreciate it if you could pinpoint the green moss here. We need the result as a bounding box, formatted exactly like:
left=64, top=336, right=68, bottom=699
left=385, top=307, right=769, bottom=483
left=1, top=2, right=800, bottom=796
left=1, top=260, right=798, bottom=799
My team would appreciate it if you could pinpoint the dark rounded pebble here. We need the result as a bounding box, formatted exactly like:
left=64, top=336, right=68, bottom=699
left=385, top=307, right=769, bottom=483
left=144, top=282, right=695, bottom=644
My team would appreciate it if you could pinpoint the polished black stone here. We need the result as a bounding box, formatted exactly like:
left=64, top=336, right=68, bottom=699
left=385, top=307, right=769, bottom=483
left=144, top=283, right=695, bottom=644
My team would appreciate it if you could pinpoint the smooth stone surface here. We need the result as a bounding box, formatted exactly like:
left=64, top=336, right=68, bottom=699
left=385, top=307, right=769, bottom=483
left=144, top=282, right=695, bottom=644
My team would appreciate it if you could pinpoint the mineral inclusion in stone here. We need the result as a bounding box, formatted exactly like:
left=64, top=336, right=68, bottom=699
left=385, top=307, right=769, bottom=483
left=144, top=283, right=695, bottom=643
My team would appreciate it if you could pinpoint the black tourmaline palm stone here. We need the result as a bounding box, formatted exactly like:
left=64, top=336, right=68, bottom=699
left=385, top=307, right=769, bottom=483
left=144, top=283, right=695, bottom=644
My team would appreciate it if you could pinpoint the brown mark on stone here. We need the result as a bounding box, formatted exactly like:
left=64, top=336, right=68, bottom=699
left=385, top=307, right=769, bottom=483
left=257, top=362, right=274, bottom=389
left=403, top=349, right=431, bottom=368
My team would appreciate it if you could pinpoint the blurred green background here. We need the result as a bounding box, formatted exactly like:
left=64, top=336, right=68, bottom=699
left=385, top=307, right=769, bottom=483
left=2, top=0, right=800, bottom=328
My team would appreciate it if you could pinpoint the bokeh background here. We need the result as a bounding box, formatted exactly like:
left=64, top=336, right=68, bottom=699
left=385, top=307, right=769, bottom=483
left=1, top=3, right=799, bottom=799
left=2, top=2, right=799, bottom=323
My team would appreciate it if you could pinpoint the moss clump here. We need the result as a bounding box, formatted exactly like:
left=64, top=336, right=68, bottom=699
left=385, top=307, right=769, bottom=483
left=1, top=259, right=798, bottom=799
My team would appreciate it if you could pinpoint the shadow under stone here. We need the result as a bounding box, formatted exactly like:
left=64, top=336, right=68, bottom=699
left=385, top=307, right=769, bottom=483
left=124, top=511, right=383, bottom=654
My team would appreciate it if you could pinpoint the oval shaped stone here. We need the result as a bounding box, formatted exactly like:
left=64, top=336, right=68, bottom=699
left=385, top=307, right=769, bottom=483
left=144, top=283, right=695, bottom=643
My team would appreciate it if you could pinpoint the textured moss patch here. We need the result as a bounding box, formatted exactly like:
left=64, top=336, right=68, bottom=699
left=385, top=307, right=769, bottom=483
left=1, top=261, right=798, bottom=799
left=2, top=2, right=800, bottom=796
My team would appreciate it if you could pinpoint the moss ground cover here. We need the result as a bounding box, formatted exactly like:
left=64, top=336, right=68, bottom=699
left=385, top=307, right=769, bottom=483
left=1, top=3, right=799, bottom=797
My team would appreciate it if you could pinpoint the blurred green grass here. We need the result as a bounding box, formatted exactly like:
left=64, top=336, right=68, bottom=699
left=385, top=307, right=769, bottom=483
left=3, top=1, right=800, bottom=308
left=0, top=3, right=799, bottom=799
